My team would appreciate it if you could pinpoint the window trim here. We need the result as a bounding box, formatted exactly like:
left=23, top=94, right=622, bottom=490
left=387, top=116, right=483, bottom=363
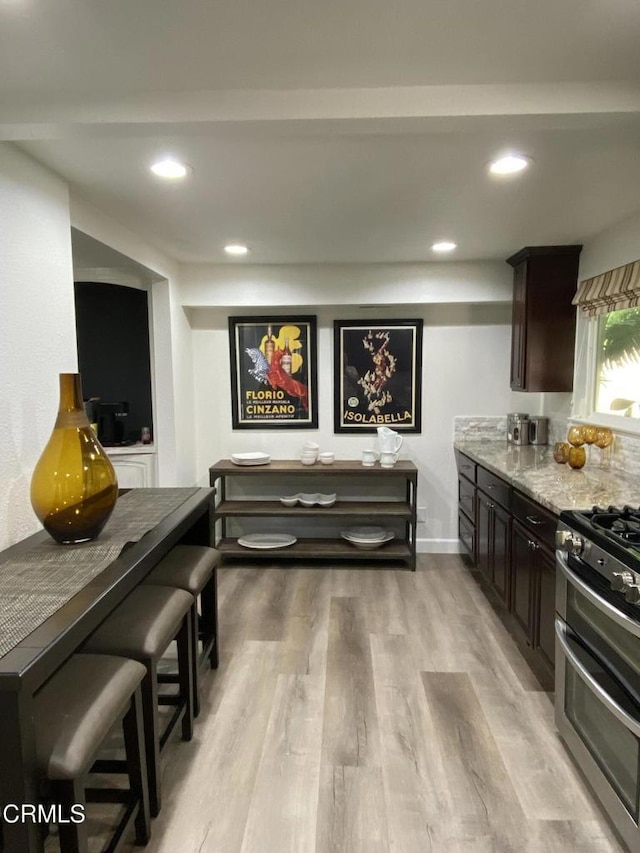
left=572, top=309, right=640, bottom=436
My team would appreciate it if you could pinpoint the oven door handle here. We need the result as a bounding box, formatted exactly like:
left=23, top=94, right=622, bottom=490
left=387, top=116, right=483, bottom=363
left=557, top=551, right=640, bottom=639
left=555, top=619, right=640, bottom=738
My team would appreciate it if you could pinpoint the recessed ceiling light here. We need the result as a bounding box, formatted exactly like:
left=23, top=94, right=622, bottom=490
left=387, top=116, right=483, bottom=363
left=224, top=243, right=249, bottom=256
left=150, top=158, right=189, bottom=179
left=431, top=241, right=457, bottom=253
left=489, top=154, right=531, bottom=176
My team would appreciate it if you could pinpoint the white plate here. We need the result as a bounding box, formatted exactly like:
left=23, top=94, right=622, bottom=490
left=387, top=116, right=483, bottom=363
left=237, top=533, right=297, bottom=549
left=341, top=532, right=394, bottom=550
left=343, top=525, right=388, bottom=540
left=231, top=452, right=271, bottom=466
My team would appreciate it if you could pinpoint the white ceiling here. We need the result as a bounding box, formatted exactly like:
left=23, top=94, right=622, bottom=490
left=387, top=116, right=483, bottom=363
left=3, top=0, right=640, bottom=264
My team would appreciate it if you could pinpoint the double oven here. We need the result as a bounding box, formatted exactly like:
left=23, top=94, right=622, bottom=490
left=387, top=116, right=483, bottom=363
left=556, top=507, right=640, bottom=853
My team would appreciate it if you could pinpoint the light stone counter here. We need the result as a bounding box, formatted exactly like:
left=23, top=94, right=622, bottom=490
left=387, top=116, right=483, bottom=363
left=454, top=440, right=640, bottom=516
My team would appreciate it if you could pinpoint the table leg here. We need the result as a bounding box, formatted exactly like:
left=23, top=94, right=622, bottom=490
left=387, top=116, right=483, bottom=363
left=0, top=690, right=43, bottom=853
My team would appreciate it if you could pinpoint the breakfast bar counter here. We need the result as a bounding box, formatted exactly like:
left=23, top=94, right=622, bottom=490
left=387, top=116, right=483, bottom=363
left=0, top=487, right=214, bottom=853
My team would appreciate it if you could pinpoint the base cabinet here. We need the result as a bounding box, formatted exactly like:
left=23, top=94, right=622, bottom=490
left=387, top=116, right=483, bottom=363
left=456, top=450, right=557, bottom=684
left=511, top=520, right=536, bottom=642
left=537, top=547, right=557, bottom=669
left=107, top=450, right=157, bottom=488
left=477, top=493, right=510, bottom=605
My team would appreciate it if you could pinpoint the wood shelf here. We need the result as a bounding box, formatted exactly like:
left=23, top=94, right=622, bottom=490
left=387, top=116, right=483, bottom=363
left=209, top=458, right=418, bottom=570
left=216, top=500, right=412, bottom=518
left=217, top=537, right=412, bottom=560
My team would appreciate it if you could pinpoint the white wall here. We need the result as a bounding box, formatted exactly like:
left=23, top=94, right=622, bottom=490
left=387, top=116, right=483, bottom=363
left=187, top=260, right=520, bottom=550
left=181, top=261, right=512, bottom=307
left=579, top=209, right=640, bottom=281
left=0, top=144, right=77, bottom=548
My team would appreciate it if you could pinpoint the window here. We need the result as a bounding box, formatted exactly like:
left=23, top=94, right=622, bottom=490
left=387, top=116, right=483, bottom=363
left=572, top=257, right=640, bottom=432
left=595, top=307, right=640, bottom=419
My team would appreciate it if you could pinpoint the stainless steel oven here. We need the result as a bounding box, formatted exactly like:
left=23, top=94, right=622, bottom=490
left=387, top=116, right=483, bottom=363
left=556, top=510, right=640, bottom=853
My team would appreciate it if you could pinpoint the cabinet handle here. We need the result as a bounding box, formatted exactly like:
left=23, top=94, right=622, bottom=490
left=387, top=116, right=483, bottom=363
left=528, top=539, right=538, bottom=550
left=526, top=515, right=544, bottom=526
left=486, top=484, right=495, bottom=490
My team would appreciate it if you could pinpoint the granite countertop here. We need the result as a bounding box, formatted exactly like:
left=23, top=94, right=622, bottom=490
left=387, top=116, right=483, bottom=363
left=454, top=440, right=640, bottom=516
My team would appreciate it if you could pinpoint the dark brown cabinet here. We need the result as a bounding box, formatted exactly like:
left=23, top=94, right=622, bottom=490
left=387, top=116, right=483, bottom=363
left=506, top=245, right=582, bottom=392
left=511, top=519, right=536, bottom=641
left=537, top=548, right=557, bottom=669
left=475, top=467, right=511, bottom=606
left=455, top=450, right=477, bottom=563
left=455, top=450, right=558, bottom=685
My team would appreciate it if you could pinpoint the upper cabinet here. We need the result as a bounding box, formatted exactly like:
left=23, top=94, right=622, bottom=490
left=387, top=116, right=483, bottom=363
left=506, top=245, right=582, bottom=392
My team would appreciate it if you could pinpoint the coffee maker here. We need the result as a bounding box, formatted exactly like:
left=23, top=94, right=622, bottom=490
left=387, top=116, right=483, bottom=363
left=93, top=402, right=129, bottom=446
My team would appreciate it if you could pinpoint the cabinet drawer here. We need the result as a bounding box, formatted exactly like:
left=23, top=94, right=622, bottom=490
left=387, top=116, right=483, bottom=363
left=477, top=467, right=510, bottom=509
left=512, top=491, right=557, bottom=551
left=455, top=450, right=476, bottom=483
left=458, top=476, right=476, bottom=522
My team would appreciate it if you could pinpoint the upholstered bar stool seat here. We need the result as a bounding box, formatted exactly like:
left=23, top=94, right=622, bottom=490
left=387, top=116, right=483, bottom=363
left=82, top=585, right=194, bottom=817
left=143, top=545, right=220, bottom=716
left=34, top=654, right=149, bottom=853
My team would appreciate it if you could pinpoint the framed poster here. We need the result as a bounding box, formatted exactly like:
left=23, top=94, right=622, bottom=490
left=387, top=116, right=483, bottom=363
left=229, top=316, right=318, bottom=429
left=334, top=319, right=423, bottom=433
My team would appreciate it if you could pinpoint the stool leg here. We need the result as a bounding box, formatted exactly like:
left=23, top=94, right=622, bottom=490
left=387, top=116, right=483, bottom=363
left=122, top=687, right=151, bottom=845
left=190, top=601, right=201, bottom=718
left=200, top=569, right=219, bottom=669
left=141, top=665, right=162, bottom=817
left=54, top=778, right=88, bottom=853
left=177, top=611, right=194, bottom=742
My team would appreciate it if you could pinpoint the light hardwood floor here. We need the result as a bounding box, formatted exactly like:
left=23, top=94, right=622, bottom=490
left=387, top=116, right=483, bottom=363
left=119, top=556, right=625, bottom=852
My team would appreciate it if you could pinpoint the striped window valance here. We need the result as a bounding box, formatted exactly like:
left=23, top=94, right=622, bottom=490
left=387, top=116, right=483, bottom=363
left=573, top=258, right=640, bottom=316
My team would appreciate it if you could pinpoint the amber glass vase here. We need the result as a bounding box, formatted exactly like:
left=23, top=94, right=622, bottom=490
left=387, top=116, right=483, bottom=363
left=30, top=374, right=118, bottom=544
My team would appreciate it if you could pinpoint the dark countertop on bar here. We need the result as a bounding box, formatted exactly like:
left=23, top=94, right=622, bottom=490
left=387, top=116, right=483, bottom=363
left=454, top=440, right=640, bottom=515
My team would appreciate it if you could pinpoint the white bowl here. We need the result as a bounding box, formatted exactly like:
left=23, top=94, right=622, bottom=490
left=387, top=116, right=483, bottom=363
left=303, top=441, right=320, bottom=451
left=280, top=495, right=299, bottom=507
left=300, top=457, right=316, bottom=465
left=316, top=493, right=337, bottom=507
left=319, top=452, right=335, bottom=464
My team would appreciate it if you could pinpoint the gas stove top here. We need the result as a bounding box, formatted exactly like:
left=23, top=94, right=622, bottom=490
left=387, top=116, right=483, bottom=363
left=561, top=506, right=640, bottom=563
left=558, top=506, right=640, bottom=608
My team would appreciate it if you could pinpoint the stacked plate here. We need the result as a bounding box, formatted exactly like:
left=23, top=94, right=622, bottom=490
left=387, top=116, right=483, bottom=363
left=341, top=525, right=395, bottom=550
left=231, top=452, right=271, bottom=466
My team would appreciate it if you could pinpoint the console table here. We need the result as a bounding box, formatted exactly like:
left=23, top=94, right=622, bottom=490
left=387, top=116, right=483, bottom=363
left=0, top=487, right=214, bottom=853
left=209, top=459, right=418, bottom=570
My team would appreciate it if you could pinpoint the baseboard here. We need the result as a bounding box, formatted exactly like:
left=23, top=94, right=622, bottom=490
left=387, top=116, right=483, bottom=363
left=416, top=538, right=463, bottom=554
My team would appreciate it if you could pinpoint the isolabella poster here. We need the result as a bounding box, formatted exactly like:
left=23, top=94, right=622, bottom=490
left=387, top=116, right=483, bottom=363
left=334, top=320, right=423, bottom=433
left=229, top=316, right=318, bottom=429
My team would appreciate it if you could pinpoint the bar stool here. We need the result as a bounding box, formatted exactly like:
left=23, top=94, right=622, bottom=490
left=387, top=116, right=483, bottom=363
left=34, top=653, right=149, bottom=853
left=142, top=545, right=219, bottom=717
left=82, top=585, right=194, bottom=817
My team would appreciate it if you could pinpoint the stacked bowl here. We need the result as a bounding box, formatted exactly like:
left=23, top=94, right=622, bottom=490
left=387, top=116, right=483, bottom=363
left=301, top=441, right=320, bottom=465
